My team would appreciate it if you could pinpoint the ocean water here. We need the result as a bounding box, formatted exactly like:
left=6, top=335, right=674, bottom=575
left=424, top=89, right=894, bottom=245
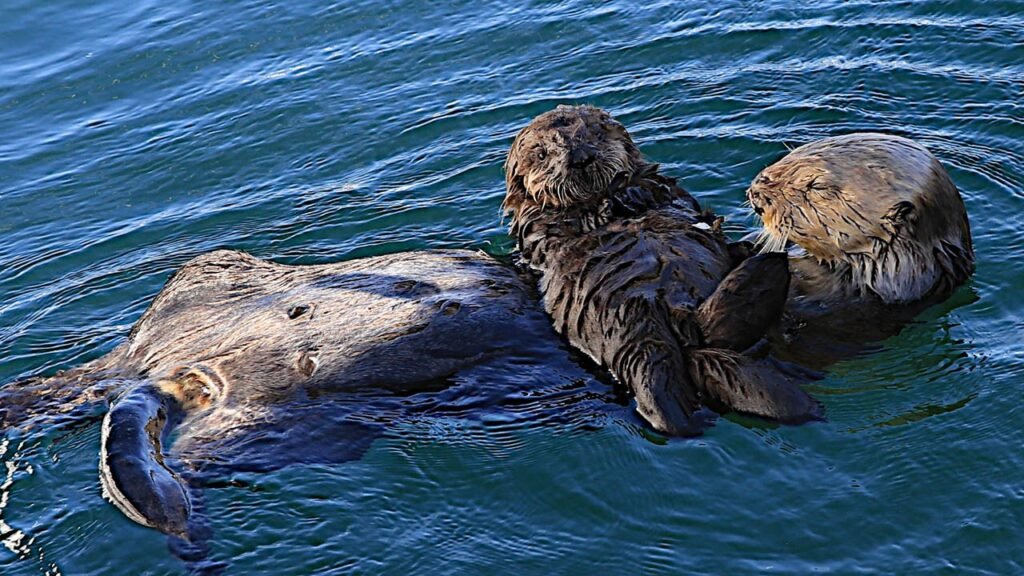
left=1, top=1, right=1022, bottom=574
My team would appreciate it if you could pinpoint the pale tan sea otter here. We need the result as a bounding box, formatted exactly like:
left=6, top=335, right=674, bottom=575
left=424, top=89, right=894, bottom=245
left=504, top=105, right=823, bottom=436
left=746, top=134, right=974, bottom=362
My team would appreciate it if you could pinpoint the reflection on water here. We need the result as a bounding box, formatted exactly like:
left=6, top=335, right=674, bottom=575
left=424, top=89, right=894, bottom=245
left=1, top=439, right=30, bottom=558
left=867, top=393, right=977, bottom=431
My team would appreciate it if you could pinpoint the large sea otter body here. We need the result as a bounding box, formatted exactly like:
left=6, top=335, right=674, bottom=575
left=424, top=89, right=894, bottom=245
left=504, top=105, right=823, bottom=435
left=2, top=250, right=592, bottom=542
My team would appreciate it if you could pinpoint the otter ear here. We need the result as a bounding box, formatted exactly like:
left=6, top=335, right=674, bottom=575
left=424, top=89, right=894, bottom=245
left=623, top=134, right=643, bottom=166
left=882, top=200, right=915, bottom=235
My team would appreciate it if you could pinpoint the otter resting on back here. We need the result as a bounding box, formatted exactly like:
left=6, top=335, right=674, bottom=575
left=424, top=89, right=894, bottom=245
left=746, top=134, right=974, bottom=358
left=1, top=249, right=584, bottom=545
left=504, top=105, right=823, bottom=435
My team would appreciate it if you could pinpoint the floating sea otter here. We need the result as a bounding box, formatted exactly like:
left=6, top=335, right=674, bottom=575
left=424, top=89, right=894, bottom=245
left=503, top=105, right=824, bottom=436
left=1, top=249, right=604, bottom=550
left=746, top=133, right=974, bottom=364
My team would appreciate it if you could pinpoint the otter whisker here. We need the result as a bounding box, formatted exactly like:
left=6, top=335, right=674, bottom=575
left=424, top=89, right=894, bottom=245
left=754, top=225, right=790, bottom=254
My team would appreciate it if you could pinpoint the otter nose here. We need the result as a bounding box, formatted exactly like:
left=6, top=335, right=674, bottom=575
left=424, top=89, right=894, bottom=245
left=568, top=145, right=595, bottom=169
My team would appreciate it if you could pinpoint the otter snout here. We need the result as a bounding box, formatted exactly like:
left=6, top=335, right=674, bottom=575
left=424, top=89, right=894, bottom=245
left=568, top=143, right=596, bottom=169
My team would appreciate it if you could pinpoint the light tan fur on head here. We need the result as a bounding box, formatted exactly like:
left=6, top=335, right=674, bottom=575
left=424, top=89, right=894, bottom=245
left=504, top=105, right=642, bottom=212
left=747, top=133, right=973, bottom=303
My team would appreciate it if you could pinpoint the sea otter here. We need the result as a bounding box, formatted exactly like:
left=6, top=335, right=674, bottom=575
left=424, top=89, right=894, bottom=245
left=503, top=104, right=823, bottom=436
left=1, top=249, right=596, bottom=543
left=746, top=133, right=974, bottom=362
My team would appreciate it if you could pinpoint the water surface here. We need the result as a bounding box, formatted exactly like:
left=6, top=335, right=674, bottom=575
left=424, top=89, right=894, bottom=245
left=2, top=1, right=1022, bottom=574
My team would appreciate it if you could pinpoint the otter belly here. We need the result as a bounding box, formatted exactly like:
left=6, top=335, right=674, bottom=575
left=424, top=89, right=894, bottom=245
left=109, top=249, right=554, bottom=397
left=3, top=248, right=573, bottom=542
left=539, top=208, right=734, bottom=367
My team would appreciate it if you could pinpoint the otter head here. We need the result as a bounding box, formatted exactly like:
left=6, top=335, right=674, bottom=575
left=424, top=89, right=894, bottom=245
left=504, top=105, right=641, bottom=212
left=747, top=133, right=973, bottom=303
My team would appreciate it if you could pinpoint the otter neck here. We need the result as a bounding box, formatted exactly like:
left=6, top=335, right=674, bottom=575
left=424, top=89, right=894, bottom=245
left=783, top=227, right=973, bottom=306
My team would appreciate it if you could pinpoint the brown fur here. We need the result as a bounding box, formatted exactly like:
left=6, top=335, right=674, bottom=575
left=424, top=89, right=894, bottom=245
left=746, top=133, right=975, bottom=366
left=504, top=105, right=821, bottom=435
left=1, top=248, right=571, bottom=539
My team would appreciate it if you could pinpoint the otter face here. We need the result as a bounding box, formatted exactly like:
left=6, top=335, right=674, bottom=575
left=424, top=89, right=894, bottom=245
left=505, top=105, right=640, bottom=209
left=747, top=133, right=973, bottom=302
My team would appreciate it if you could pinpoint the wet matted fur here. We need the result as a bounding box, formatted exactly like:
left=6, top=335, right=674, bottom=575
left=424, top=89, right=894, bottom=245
left=747, top=133, right=973, bottom=305
left=504, top=105, right=822, bottom=435
left=0, top=249, right=585, bottom=553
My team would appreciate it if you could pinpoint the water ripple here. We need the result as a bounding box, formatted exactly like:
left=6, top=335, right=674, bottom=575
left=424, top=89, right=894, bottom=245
left=2, top=0, right=1022, bottom=574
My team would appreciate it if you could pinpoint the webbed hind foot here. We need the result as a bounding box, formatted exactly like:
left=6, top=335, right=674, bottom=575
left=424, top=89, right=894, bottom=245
left=100, top=382, right=191, bottom=537
left=696, top=252, right=790, bottom=352
left=689, top=348, right=824, bottom=424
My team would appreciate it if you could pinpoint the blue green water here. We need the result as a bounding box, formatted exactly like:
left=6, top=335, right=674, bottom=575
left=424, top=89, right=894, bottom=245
left=1, top=1, right=1022, bottom=573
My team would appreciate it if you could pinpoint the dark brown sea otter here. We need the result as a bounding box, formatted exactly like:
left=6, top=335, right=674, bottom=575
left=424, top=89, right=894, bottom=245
left=746, top=134, right=975, bottom=363
left=0, top=249, right=591, bottom=549
left=503, top=105, right=823, bottom=435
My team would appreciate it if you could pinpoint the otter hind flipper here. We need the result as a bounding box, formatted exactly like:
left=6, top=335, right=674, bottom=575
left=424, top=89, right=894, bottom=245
left=631, top=358, right=715, bottom=437
left=100, top=383, right=191, bottom=538
left=696, top=252, right=790, bottom=351
left=611, top=297, right=713, bottom=437
left=688, top=348, right=823, bottom=424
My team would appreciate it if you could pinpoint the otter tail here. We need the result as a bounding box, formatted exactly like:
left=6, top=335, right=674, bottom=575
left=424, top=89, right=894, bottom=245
left=687, top=348, right=823, bottom=423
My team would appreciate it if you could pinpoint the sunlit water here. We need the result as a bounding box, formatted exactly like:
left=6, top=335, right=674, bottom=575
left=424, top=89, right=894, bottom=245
left=2, top=1, right=1022, bottom=574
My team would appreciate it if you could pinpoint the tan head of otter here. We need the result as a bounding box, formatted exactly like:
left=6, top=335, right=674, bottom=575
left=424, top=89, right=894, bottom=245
left=747, top=133, right=973, bottom=304
left=504, top=105, right=641, bottom=211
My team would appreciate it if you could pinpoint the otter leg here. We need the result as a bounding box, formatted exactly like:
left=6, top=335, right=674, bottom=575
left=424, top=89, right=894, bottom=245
left=625, top=344, right=713, bottom=436
left=611, top=297, right=711, bottom=436
left=696, top=252, right=790, bottom=351
left=100, top=382, right=191, bottom=537
left=688, top=348, right=823, bottom=423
